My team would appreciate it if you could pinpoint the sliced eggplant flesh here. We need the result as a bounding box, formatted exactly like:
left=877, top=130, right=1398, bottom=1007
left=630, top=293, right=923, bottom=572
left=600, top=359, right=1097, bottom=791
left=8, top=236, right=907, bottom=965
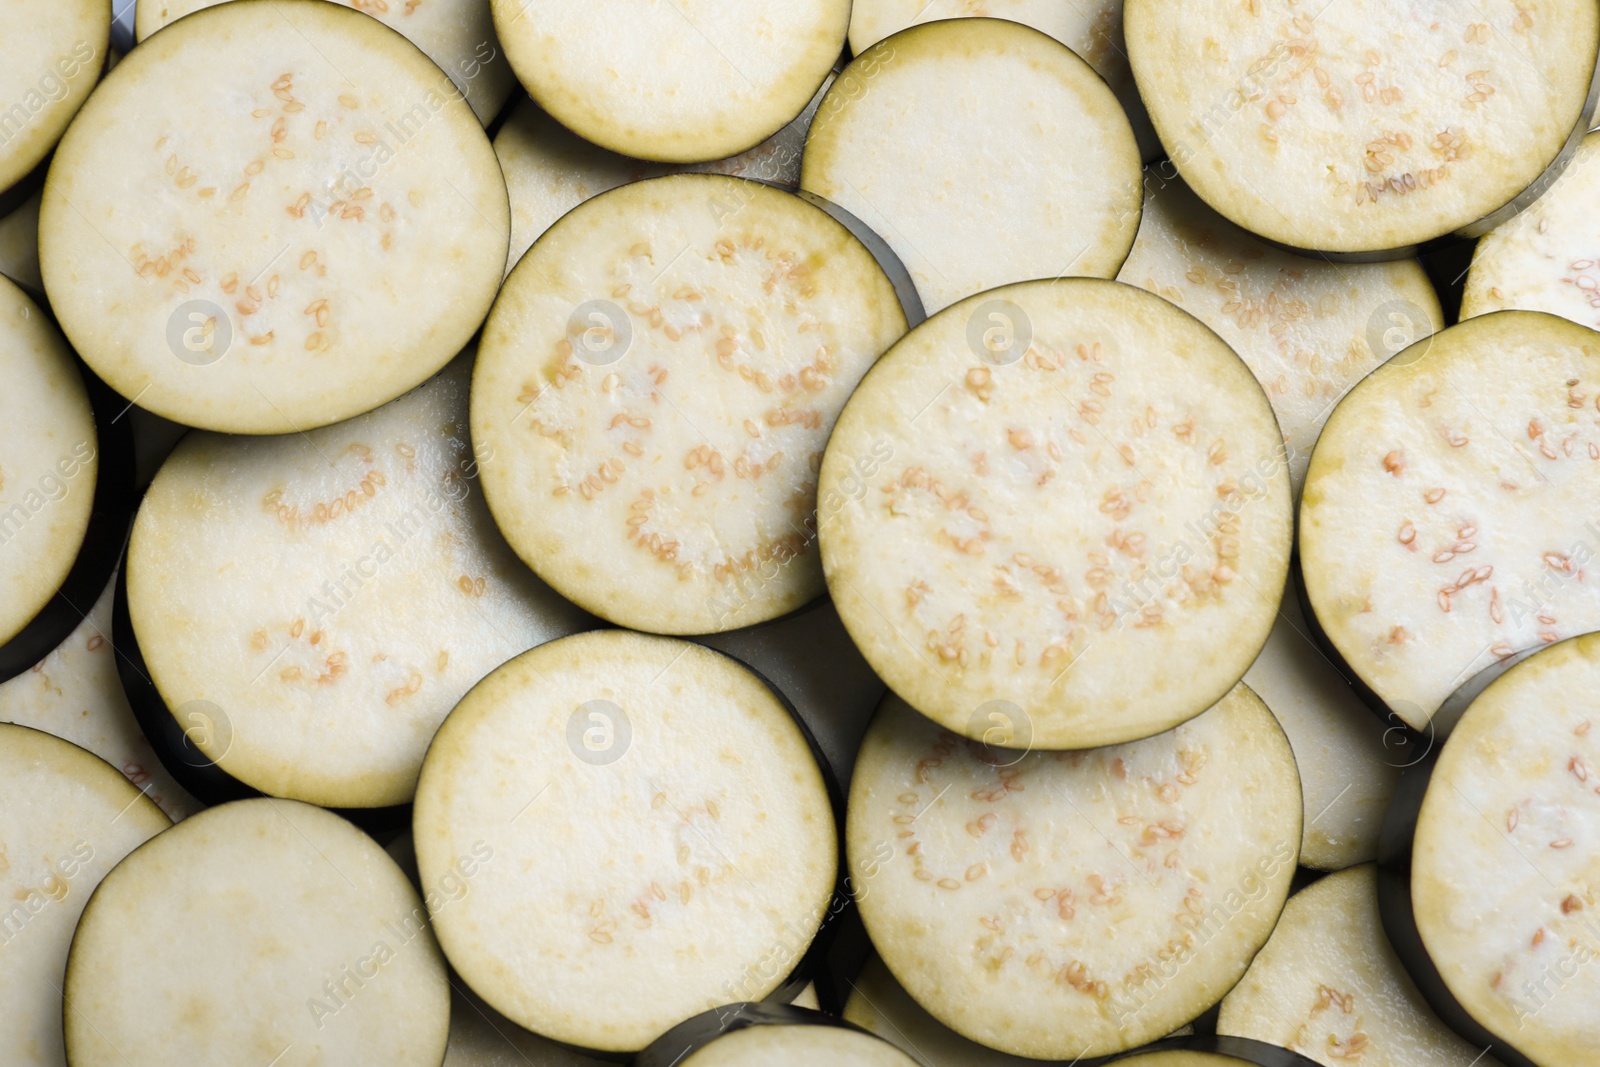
left=802, top=18, right=1142, bottom=316
left=473, top=173, right=908, bottom=635
left=0, top=0, right=109, bottom=198
left=821, top=277, right=1291, bottom=749
left=40, top=0, right=508, bottom=434
left=489, top=0, right=847, bottom=164
left=1299, top=310, right=1600, bottom=732
left=412, top=631, right=840, bottom=1055
left=64, top=797, right=450, bottom=1066
left=1112, top=1035, right=1326, bottom=1067
left=845, top=685, right=1301, bottom=1059
left=1218, top=864, right=1499, bottom=1067
left=1125, top=0, right=1600, bottom=256
left=445, top=981, right=613, bottom=1067
left=1462, top=132, right=1600, bottom=327
left=126, top=354, right=591, bottom=809
left=134, top=0, right=517, bottom=124
left=493, top=80, right=829, bottom=277
left=0, top=723, right=169, bottom=1067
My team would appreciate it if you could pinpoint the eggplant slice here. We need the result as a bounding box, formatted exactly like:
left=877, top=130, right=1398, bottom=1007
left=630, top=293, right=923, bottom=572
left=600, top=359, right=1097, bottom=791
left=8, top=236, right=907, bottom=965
left=1462, top=131, right=1600, bottom=327
left=40, top=0, right=508, bottom=434
left=820, top=277, right=1291, bottom=749
left=125, top=354, right=591, bottom=809
left=845, top=0, right=1159, bottom=161
left=492, top=81, right=829, bottom=277
left=1125, top=0, right=1600, bottom=256
left=489, top=0, right=846, bottom=164
left=0, top=723, right=169, bottom=1067
left=472, top=173, right=909, bottom=635
left=412, top=630, right=841, bottom=1056
left=134, top=0, right=516, bottom=124
left=635, top=1002, right=919, bottom=1067
left=802, top=18, right=1142, bottom=316
left=64, top=798, right=450, bottom=1066
left=0, top=0, right=108, bottom=202
left=845, top=685, right=1301, bottom=1059
left=1397, top=634, right=1600, bottom=1067
left=1218, top=865, right=1500, bottom=1067
left=0, top=570, right=199, bottom=821
left=1299, top=311, right=1600, bottom=733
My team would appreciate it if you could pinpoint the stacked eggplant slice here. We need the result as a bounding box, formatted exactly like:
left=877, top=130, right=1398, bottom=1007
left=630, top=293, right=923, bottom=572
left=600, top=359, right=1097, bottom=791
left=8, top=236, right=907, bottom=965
left=9, top=0, right=1600, bottom=1063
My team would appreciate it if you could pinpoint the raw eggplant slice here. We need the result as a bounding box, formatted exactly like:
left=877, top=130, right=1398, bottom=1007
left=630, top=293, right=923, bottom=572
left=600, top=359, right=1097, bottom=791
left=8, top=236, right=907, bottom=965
left=1124, top=0, right=1600, bottom=256
left=0, top=274, right=135, bottom=681
left=472, top=173, right=908, bottom=636
left=845, top=0, right=1159, bottom=161
left=64, top=797, right=450, bottom=1066
left=1243, top=592, right=1406, bottom=871
left=1462, top=132, right=1600, bottom=327
left=820, top=278, right=1292, bottom=749
left=0, top=723, right=168, bottom=1067
left=135, top=0, right=516, bottom=124
left=844, top=685, right=1301, bottom=1059
left=0, top=571, right=198, bottom=821
left=1117, top=174, right=1442, bottom=495
left=40, top=0, right=509, bottom=435
left=1109, top=1036, right=1325, bottom=1067
left=0, top=0, right=108, bottom=201
left=1298, top=311, right=1600, bottom=732
left=801, top=18, right=1142, bottom=316
left=489, top=0, right=845, bottom=164
left=1218, top=865, right=1498, bottom=1067
left=0, top=190, right=42, bottom=294
left=635, top=1003, right=919, bottom=1067
left=125, top=355, right=591, bottom=809
left=493, top=82, right=828, bottom=277
left=412, top=630, right=840, bottom=1055
left=1392, top=634, right=1600, bottom=1067
left=446, top=981, right=613, bottom=1066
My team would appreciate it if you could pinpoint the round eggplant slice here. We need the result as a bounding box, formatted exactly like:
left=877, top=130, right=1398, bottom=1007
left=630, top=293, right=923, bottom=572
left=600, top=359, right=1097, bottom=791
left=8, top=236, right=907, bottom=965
left=845, top=685, right=1301, bottom=1059
left=412, top=630, right=840, bottom=1055
left=1462, top=132, right=1600, bottom=327
left=125, top=354, right=591, bottom=809
left=445, top=981, right=612, bottom=1067
left=1218, top=865, right=1499, bottom=1067
left=0, top=275, right=98, bottom=651
left=493, top=83, right=828, bottom=277
left=801, top=18, right=1142, bottom=316
left=1242, top=591, right=1407, bottom=871
left=489, top=0, right=845, bottom=164
left=845, top=0, right=1159, bottom=161
left=635, top=1003, right=919, bottom=1067
left=1399, top=634, right=1600, bottom=1067
left=0, top=190, right=42, bottom=294
left=135, top=0, right=516, bottom=124
left=0, top=724, right=169, bottom=1067
left=0, top=1, right=108, bottom=201
left=820, top=277, right=1291, bottom=750
left=472, top=173, right=908, bottom=636
left=1124, top=0, right=1600, bottom=257
left=39, top=0, right=508, bottom=435
left=1298, top=311, right=1600, bottom=733
left=0, top=571, right=199, bottom=821
left=1117, top=174, right=1442, bottom=496
left=64, top=797, right=450, bottom=1066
